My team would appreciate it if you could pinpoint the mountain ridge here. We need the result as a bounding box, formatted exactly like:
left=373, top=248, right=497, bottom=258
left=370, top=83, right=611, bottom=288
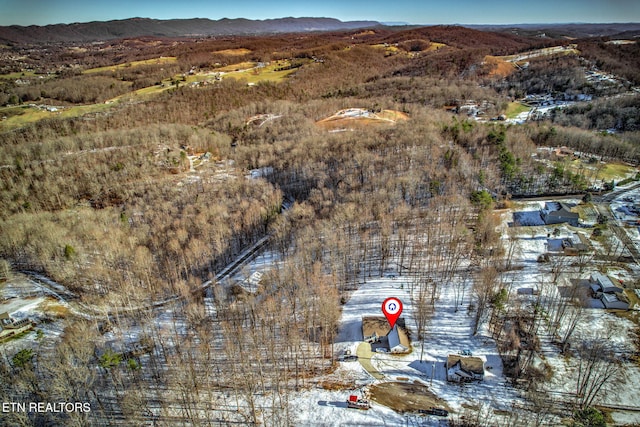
left=0, top=17, right=382, bottom=44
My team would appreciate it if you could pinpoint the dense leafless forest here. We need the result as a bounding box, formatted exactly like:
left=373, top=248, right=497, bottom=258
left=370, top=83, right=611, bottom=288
left=0, top=23, right=639, bottom=426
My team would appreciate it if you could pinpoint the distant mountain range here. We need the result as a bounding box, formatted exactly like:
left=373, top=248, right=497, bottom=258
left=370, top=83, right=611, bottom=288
left=2, top=18, right=637, bottom=45
left=467, top=23, right=640, bottom=39
left=0, top=17, right=382, bottom=44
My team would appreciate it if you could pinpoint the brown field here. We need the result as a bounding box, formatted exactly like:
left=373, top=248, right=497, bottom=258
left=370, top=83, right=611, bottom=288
left=214, top=48, right=252, bottom=56
left=316, top=108, right=409, bottom=130
left=215, top=61, right=255, bottom=72
left=484, top=55, right=516, bottom=77
left=353, top=30, right=376, bottom=37
left=370, top=381, right=450, bottom=413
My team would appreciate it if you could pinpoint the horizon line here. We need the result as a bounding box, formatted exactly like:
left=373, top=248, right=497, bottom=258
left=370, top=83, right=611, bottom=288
left=1, top=16, right=639, bottom=28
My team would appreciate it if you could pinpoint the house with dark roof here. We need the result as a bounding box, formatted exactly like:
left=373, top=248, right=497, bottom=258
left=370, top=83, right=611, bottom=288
left=561, top=232, right=591, bottom=255
left=590, top=272, right=623, bottom=294
left=541, top=202, right=579, bottom=226
left=589, top=272, right=629, bottom=310
left=600, top=292, right=629, bottom=310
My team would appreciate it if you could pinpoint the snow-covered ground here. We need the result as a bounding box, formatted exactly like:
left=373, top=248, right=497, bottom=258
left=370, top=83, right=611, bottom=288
left=610, top=185, right=640, bottom=253
left=0, top=275, right=67, bottom=355
left=3, top=190, right=639, bottom=425
left=506, top=100, right=581, bottom=124
left=287, top=268, right=525, bottom=426
left=0, top=295, right=46, bottom=320
left=500, top=200, right=640, bottom=425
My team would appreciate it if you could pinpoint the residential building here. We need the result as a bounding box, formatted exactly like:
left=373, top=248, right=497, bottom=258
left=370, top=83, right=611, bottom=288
left=541, top=202, right=579, bottom=226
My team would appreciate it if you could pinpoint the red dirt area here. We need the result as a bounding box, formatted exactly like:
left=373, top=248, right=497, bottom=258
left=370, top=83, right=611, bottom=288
left=483, top=55, right=516, bottom=78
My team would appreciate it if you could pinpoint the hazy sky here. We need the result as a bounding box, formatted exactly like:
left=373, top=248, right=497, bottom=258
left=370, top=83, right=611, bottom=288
left=1, top=0, right=639, bottom=26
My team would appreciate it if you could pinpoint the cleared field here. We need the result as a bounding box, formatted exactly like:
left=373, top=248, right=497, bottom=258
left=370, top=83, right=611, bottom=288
left=484, top=55, right=516, bottom=77
left=371, top=41, right=446, bottom=56
left=504, top=101, right=530, bottom=119
left=213, top=48, right=252, bottom=56
left=83, top=56, right=177, bottom=74
left=0, top=103, right=111, bottom=131
left=0, top=70, right=39, bottom=80
left=426, top=42, right=447, bottom=51
left=1, top=59, right=306, bottom=131
left=219, top=60, right=307, bottom=84
left=316, top=108, right=409, bottom=130
left=564, top=159, right=637, bottom=182
left=371, top=44, right=401, bottom=55
left=594, top=161, right=638, bottom=181
left=370, top=381, right=449, bottom=413
left=497, top=45, right=579, bottom=64
left=214, top=61, right=256, bottom=72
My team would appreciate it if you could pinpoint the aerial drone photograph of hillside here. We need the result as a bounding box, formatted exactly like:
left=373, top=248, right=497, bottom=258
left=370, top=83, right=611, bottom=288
left=0, top=0, right=639, bottom=425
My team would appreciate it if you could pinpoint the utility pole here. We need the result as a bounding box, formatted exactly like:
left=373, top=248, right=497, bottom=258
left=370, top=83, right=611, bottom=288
left=431, top=360, right=435, bottom=385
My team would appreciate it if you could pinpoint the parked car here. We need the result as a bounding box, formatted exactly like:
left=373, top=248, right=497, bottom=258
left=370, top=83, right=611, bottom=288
left=338, top=349, right=358, bottom=361
left=419, top=407, right=449, bottom=417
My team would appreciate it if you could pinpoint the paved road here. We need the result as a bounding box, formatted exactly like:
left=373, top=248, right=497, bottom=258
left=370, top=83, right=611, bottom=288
left=593, top=182, right=640, bottom=264
left=594, top=182, right=640, bottom=203
left=20, top=232, right=273, bottom=320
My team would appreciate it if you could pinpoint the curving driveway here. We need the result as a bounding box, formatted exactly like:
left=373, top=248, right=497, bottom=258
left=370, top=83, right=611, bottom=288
left=356, top=342, right=384, bottom=380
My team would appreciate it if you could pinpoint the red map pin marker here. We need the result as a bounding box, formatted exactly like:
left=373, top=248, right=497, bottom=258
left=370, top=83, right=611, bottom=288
left=382, top=297, right=403, bottom=329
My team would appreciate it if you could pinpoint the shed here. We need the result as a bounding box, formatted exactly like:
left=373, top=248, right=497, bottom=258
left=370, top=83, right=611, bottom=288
left=446, top=354, right=484, bottom=382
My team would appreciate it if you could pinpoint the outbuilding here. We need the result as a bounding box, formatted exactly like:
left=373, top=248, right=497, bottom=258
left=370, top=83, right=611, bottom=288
left=446, top=354, right=485, bottom=382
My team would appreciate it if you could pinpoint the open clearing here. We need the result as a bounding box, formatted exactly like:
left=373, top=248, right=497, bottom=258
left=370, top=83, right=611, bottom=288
left=316, top=108, right=409, bottom=130
left=83, top=56, right=177, bottom=74
left=370, top=381, right=449, bottom=413
left=0, top=58, right=305, bottom=131
left=0, top=103, right=111, bottom=131
left=560, top=158, right=638, bottom=183
left=213, top=48, right=252, bottom=56
left=497, top=45, right=580, bottom=64
left=504, top=101, right=531, bottom=118
left=0, top=70, right=39, bottom=80
left=486, top=46, right=580, bottom=79
left=484, top=55, right=517, bottom=77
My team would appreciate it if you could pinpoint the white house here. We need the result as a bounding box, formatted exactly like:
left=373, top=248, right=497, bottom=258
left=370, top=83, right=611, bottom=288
left=387, top=325, right=409, bottom=353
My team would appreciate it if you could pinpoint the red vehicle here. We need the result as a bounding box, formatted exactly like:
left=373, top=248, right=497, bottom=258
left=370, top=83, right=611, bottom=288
left=346, top=394, right=370, bottom=410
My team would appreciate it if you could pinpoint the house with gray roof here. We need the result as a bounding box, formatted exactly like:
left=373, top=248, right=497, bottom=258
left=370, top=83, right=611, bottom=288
left=541, top=202, right=579, bottom=226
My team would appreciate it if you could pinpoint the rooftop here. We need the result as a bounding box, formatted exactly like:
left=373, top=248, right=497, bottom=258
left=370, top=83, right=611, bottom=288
left=447, top=354, right=485, bottom=375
